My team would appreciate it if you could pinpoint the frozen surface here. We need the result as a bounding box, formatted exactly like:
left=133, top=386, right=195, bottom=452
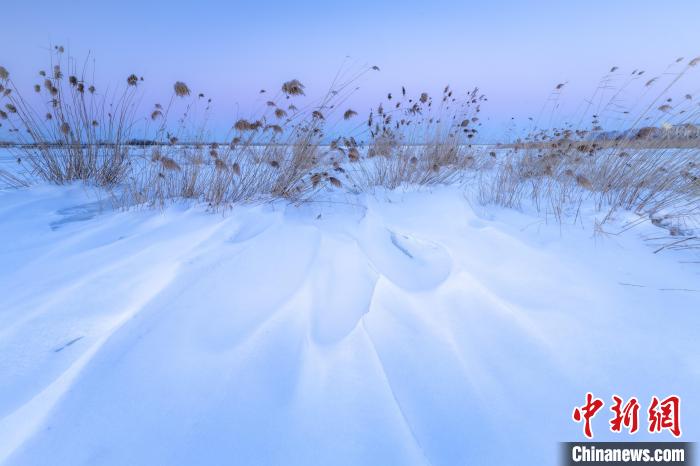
left=0, top=183, right=698, bottom=465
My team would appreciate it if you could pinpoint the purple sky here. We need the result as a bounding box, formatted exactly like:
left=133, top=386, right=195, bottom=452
left=2, top=0, right=699, bottom=141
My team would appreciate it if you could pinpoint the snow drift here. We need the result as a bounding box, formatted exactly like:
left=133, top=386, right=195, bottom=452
left=0, top=184, right=698, bottom=465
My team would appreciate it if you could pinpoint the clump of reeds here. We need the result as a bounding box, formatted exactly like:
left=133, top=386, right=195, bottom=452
left=341, top=84, right=485, bottom=190
left=2, top=46, right=698, bottom=235
left=0, top=46, right=139, bottom=186
left=123, top=63, right=380, bottom=207
left=474, top=57, right=700, bottom=229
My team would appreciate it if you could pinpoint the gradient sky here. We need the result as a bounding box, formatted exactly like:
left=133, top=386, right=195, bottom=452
left=2, top=0, right=699, bottom=140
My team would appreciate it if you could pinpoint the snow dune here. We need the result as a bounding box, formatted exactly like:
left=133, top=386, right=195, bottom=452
left=0, top=184, right=698, bottom=465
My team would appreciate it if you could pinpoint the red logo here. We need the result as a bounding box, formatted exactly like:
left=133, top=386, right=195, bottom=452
left=572, top=394, right=681, bottom=439
left=609, top=395, right=640, bottom=434
left=572, top=392, right=604, bottom=439
left=648, top=395, right=681, bottom=438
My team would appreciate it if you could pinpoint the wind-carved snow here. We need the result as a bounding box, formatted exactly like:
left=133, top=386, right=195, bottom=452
left=0, top=185, right=698, bottom=465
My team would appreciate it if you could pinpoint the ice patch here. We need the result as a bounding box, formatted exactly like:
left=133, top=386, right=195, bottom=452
left=50, top=201, right=109, bottom=230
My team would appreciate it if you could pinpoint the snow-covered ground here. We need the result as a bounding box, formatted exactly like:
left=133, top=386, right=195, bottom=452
left=0, top=182, right=698, bottom=465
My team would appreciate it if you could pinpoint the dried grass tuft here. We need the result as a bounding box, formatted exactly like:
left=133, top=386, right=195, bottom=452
left=282, top=79, right=305, bottom=96
left=174, top=81, right=190, bottom=97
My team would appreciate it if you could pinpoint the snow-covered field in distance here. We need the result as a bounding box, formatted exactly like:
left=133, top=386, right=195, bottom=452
left=0, top=160, right=699, bottom=464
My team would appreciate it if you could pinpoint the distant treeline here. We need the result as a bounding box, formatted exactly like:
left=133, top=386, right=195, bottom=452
left=0, top=139, right=162, bottom=148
